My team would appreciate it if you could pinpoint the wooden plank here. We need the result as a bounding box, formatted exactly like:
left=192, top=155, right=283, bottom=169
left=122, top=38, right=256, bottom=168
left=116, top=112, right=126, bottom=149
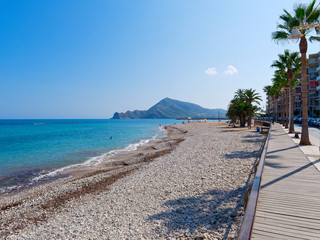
left=257, top=203, right=320, bottom=214
left=252, top=228, right=308, bottom=240
left=254, top=215, right=320, bottom=230
left=254, top=217, right=320, bottom=232
left=254, top=222, right=320, bottom=238
left=258, top=193, right=320, bottom=200
left=251, top=232, right=293, bottom=240
left=255, top=210, right=320, bottom=225
left=250, top=124, right=320, bottom=239
left=257, top=209, right=320, bottom=220
left=237, top=127, right=271, bottom=240
left=256, top=197, right=320, bottom=206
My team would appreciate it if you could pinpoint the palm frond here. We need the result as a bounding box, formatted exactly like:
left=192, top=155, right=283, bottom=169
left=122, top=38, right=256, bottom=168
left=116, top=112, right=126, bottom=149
left=309, top=36, right=320, bottom=42
left=291, top=51, right=300, bottom=59
left=271, top=60, right=283, bottom=69
left=280, top=11, right=292, bottom=23
left=305, top=0, right=316, bottom=19
left=306, top=9, right=320, bottom=23
left=263, top=85, right=272, bottom=94
left=277, top=24, right=291, bottom=31
left=289, top=18, right=301, bottom=28
left=295, top=5, right=306, bottom=23
left=272, top=31, right=289, bottom=43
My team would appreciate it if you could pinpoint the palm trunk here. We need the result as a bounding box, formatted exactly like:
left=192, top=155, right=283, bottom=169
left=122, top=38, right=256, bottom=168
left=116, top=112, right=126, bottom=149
left=248, top=105, right=252, bottom=129
left=239, top=114, right=245, bottom=127
left=299, top=36, right=311, bottom=145
left=275, top=96, right=278, bottom=122
left=274, top=96, right=277, bottom=122
left=288, top=75, right=294, bottom=133
left=267, top=96, right=270, bottom=121
left=280, top=93, right=283, bottom=125
left=280, top=93, right=282, bottom=124
left=285, top=88, right=289, bottom=129
left=282, top=92, right=284, bottom=125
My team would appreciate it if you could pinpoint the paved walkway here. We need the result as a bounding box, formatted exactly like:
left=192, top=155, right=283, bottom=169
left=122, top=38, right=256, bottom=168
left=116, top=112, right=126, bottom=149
left=289, top=125, right=320, bottom=172
left=251, top=123, right=320, bottom=240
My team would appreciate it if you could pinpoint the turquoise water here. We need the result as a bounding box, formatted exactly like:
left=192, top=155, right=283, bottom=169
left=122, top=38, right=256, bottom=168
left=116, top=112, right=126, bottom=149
left=0, top=119, right=182, bottom=194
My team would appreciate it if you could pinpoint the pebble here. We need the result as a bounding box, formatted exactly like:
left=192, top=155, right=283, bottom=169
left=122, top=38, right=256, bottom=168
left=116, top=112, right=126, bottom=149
left=2, top=123, right=264, bottom=239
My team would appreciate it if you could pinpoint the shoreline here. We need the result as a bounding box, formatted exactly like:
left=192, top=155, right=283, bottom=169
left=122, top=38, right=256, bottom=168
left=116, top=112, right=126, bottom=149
left=0, top=124, right=173, bottom=198
left=1, top=122, right=265, bottom=239
left=0, top=125, right=186, bottom=238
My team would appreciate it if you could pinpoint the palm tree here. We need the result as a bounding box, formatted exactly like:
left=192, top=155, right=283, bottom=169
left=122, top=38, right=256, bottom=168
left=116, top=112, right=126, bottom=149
left=263, top=84, right=280, bottom=122
left=272, top=0, right=320, bottom=145
left=271, top=50, right=301, bottom=133
left=244, top=89, right=262, bottom=129
left=227, top=89, right=262, bottom=128
left=233, top=89, right=249, bottom=127
left=227, top=98, right=248, bottom=127
left=272, top=71, right=288, bottom=125
left=271, top=85, right=281, bottom=122
left=263, top=85, right=273, bottom=121
left=234, top=88, right=245, bottom=99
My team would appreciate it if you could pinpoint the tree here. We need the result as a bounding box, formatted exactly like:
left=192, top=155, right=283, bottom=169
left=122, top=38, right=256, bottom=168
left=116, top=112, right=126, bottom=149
left=272, top=0, right=320, bottom=145
left=263, top=85, right=280, bottom=122
left=271, top=50, right=301, bottom=133
left=244, top=89, right=262, bottom=129
left=227, top=89, right=261, bottom=128
left=271, top=85, right=281, bottom=122
left=227, top=98, right=248, bottom=127
left=263, top=85, right=272, bottom=120
left=272, top=70, right=288, bottom=126
left=227, top=89, right=249, bottom=127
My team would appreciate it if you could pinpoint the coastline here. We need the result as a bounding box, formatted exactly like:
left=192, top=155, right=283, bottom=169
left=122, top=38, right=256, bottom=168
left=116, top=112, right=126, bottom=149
left=0, top=123, right=173, bottom=197
left=1, top=122, right=265, bottom=239
left=0, top=119, right=179, bottom=196
left=0, top=125, right=186, bottom=238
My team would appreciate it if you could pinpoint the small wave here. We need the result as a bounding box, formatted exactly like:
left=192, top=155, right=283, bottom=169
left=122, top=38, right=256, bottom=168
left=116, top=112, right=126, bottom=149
left=1, top=126, right=168, bottom=195
left=29, top=125, right=168, bottom=183
left=0, top=185, right=20, bottom=194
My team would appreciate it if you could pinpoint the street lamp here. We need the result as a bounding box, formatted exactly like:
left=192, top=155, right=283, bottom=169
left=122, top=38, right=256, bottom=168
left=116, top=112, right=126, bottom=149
left=288, top=28, right=304, bottom=39
left=288, top=1, right=320, bottom=39
left=288, top=23, right=320, bottom=39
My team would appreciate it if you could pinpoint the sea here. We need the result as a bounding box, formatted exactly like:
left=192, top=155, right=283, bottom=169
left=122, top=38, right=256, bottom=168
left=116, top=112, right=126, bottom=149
left=0, top=119, right=183, bottom=195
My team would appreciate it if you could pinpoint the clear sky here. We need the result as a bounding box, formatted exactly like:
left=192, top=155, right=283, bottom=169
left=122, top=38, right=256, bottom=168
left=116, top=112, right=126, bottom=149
left=1, top=0, right=320, bottom=119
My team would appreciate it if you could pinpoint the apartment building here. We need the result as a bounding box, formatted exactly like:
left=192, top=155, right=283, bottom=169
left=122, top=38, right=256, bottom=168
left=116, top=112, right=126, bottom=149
left=267, top=51, right=320, bottom=119
left=307, top=52, right=319, bottom=117
left=293, top=52, right=320, bottom=117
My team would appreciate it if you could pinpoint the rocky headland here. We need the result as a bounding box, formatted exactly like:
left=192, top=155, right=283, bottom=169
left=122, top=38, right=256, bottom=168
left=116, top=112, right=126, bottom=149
left=112, top=98, right=227, bottom=119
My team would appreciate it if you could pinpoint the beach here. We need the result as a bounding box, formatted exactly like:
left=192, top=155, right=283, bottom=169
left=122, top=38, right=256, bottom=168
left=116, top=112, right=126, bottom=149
left=1, top=122, right=265, bottom=239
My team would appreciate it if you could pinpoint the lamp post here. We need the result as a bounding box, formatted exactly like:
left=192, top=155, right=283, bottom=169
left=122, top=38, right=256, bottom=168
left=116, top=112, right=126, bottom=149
left=288, top=1, right=320, bottom=39
left=288, top=23, right=320, bottom=39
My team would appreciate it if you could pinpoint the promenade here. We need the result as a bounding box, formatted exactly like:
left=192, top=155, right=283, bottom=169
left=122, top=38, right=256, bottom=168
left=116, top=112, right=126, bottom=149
left=251, top=123, right=320, bottom=239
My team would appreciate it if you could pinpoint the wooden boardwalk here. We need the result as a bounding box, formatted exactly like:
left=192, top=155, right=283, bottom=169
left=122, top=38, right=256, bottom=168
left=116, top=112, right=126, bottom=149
left=251, top=123, right=320, bottom=240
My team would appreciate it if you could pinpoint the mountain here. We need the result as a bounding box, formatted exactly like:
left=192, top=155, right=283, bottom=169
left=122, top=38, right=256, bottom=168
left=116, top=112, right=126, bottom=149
left=111, top=98, right=226, bottom=119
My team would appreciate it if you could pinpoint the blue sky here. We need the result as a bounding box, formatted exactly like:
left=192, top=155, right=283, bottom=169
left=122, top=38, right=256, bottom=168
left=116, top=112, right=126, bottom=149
left=1, top=0, right=320, bottom=118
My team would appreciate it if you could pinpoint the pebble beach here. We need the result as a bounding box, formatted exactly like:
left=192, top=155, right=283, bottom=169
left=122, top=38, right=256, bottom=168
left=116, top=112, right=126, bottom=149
left=1, top=122, right=265, bottom=239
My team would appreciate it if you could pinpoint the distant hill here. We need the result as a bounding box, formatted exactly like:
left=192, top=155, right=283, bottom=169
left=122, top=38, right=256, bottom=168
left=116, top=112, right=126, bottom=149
left=111, top=98, right=226, bottom=119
